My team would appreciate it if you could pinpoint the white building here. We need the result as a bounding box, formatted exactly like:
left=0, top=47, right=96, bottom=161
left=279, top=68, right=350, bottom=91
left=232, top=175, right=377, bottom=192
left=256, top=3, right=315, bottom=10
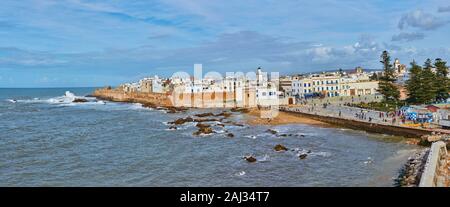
left=255, top=68, right=278, bottom=106
left=139, top=75, right=164, bottom=93
left=291, top=73, right=340, bottom=98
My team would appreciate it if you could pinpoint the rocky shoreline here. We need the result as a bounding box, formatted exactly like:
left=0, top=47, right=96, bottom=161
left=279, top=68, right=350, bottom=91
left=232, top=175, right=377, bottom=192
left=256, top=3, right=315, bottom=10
left=167, top=111, right=247, bottom=136
left=395, top=148, right=429, bottom=187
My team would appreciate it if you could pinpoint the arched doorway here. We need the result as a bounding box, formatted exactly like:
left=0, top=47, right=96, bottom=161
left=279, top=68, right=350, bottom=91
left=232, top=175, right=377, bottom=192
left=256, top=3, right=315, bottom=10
left=288, top=97, right=294, bottom=105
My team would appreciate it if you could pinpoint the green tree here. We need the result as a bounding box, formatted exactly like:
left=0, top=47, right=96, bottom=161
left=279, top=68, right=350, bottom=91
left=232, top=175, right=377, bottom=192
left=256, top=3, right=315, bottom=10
left=420, top=58, right=438, bottom=104
left=377, top=51, right=400, bottom=104
left=434, top=58, right=450, bottom=103
left=405, top=61, right=424, bottom=104
left=370, top=72, right=379, bottom=81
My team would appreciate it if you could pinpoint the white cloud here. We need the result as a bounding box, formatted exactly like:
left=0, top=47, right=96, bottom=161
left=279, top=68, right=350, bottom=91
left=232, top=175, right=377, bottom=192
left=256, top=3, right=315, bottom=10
left=438, top=6, right=450, bottom=12
left=398, top=9, right=448, bottom=30
left=391, top=32, right=425, bottom=42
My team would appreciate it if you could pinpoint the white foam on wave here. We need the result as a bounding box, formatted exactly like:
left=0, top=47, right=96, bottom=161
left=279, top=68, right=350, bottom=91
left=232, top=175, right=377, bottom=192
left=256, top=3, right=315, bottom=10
left=259, top=154, right=270, bottom=162
left=13, top=91, right=106, bottom=106
left=216, top=130, right=226, bottom=134
left=6, top=99, right=17, bottom=103
left=244, top=135, right=257, bottom=139
left=363, top=157, right=374, bottom=165
left=310, top=151, right=331, bottom=157
left=129, top=103, right=148, bottom=110
left=236, top=171, right=246, bottom=176
left=46, top=91, right=78, bottom=103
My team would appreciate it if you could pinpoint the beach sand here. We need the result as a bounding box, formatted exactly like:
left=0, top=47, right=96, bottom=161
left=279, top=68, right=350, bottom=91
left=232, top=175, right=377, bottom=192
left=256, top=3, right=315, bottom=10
left=246, top=108, right=329, bottom=126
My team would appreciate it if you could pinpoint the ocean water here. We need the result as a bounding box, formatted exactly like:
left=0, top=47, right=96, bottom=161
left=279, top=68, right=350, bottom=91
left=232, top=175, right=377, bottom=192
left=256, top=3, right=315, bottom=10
left=0, top=88, right=420, bottom=186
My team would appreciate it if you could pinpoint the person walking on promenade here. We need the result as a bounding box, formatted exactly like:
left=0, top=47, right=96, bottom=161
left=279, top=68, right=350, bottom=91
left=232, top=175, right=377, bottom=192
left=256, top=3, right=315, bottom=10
left=339, top=110, right=342, bottom=117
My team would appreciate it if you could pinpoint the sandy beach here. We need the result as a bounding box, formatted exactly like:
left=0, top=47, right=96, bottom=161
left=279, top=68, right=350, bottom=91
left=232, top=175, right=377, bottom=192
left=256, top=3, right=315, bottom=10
left=246, top=108, right=329, bottom=126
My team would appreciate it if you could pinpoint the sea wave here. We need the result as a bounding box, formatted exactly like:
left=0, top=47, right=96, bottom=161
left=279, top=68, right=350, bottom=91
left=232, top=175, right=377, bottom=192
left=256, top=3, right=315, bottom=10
left=259, top=154, right=270, bottom=162
left=235, top=171, right=246, bottom=176
left=5, top=99, right=17, bottom=103
left=244, top=135, right=257, bottom=139
left=12, top=91, right=106, bottom=106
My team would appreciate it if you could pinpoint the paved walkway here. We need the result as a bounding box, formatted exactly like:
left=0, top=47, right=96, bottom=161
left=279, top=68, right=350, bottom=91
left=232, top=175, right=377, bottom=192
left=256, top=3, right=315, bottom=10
left=281, top=103, right=450, bottom=134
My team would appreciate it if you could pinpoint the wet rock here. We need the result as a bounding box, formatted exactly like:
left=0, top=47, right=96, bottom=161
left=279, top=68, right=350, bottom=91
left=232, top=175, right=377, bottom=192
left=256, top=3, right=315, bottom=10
left=216, top=123, right=225, bottom=127
left=193, top=126, right=214, bottom=136
left=216, top=112, right=232, bottom=118
left=166, top=108, right=177, bottom=113
left=163, top=106, right=188, bottom=113
left=168, top=126, right=177, bottom=130
left=279, top=134, right=288, bottom=137
left=169, top=117, right=194, bottom=125
left=226, top=133, right=234, bottom=138
left=244, top=155, right=257, bottom=163
left=73, top=98, right=88, bottom=103
left=196, top=123, right=211, bottom=128
left=299, top=153, right=308, bottom=159
left=142, top=102, right=157, bottom=108
left=232, top=122, right=245, bottom=127
left=274, top=144, right=288, bottom=152
left=195, top=112, right=215, bottom=117
left=231, top=108, right=250, bottom=113
left=266, top=129, right=278, bottom=135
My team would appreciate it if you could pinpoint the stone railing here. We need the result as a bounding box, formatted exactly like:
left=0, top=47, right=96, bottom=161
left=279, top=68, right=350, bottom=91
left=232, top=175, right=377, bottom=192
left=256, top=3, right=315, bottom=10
left=419, top=141, right=448, bottom=187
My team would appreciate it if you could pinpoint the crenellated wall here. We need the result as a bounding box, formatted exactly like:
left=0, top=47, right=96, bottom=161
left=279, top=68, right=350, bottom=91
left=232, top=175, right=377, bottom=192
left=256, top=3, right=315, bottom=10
left=92, top=88, right=173, bottom=107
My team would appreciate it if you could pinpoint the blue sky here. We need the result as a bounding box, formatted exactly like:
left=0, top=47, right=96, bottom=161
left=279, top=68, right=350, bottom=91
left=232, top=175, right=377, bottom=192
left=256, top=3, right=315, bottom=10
left=1, top=0, right=450, bottom=87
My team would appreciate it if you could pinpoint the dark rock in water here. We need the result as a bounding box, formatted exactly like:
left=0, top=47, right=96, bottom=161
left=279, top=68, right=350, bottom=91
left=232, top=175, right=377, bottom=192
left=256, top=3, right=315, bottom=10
left=279, top=134, right=288, bottom=137
left=193, top=126, right=214, bottom=136
left=232, top=122, right=245, bottom=127
left=167, top=109, right=177, bottom=113
left=215, top=112, right=232, bottom=118
left=274, top=144, right=288, bottom=152
left=226, top=133, right=234, bottom=138
left=244, top=156, right=257, bottom=163
left=196, top=123, right=210, bottom=128
left=307, top=150, right=312, bottom=153
left=195, top=112, right=214, bottom=117
left=216, top=123, right=225, bottom=127
left=299, top=134, right=305, bottom=137
left=266, top=129, right=278, bottom=135
left=163, top=106, right=188, bottom=113
left=73, top=98, right=88, bottom=103
left=299, top=153, right=308, bottom=159
left=142, top=102, right=157, bottom=108
left=168, top=126, right=177, bottom=130
left=231, top=108, right=250, bottom=113
left=169, top=117, right=194, bottom=125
